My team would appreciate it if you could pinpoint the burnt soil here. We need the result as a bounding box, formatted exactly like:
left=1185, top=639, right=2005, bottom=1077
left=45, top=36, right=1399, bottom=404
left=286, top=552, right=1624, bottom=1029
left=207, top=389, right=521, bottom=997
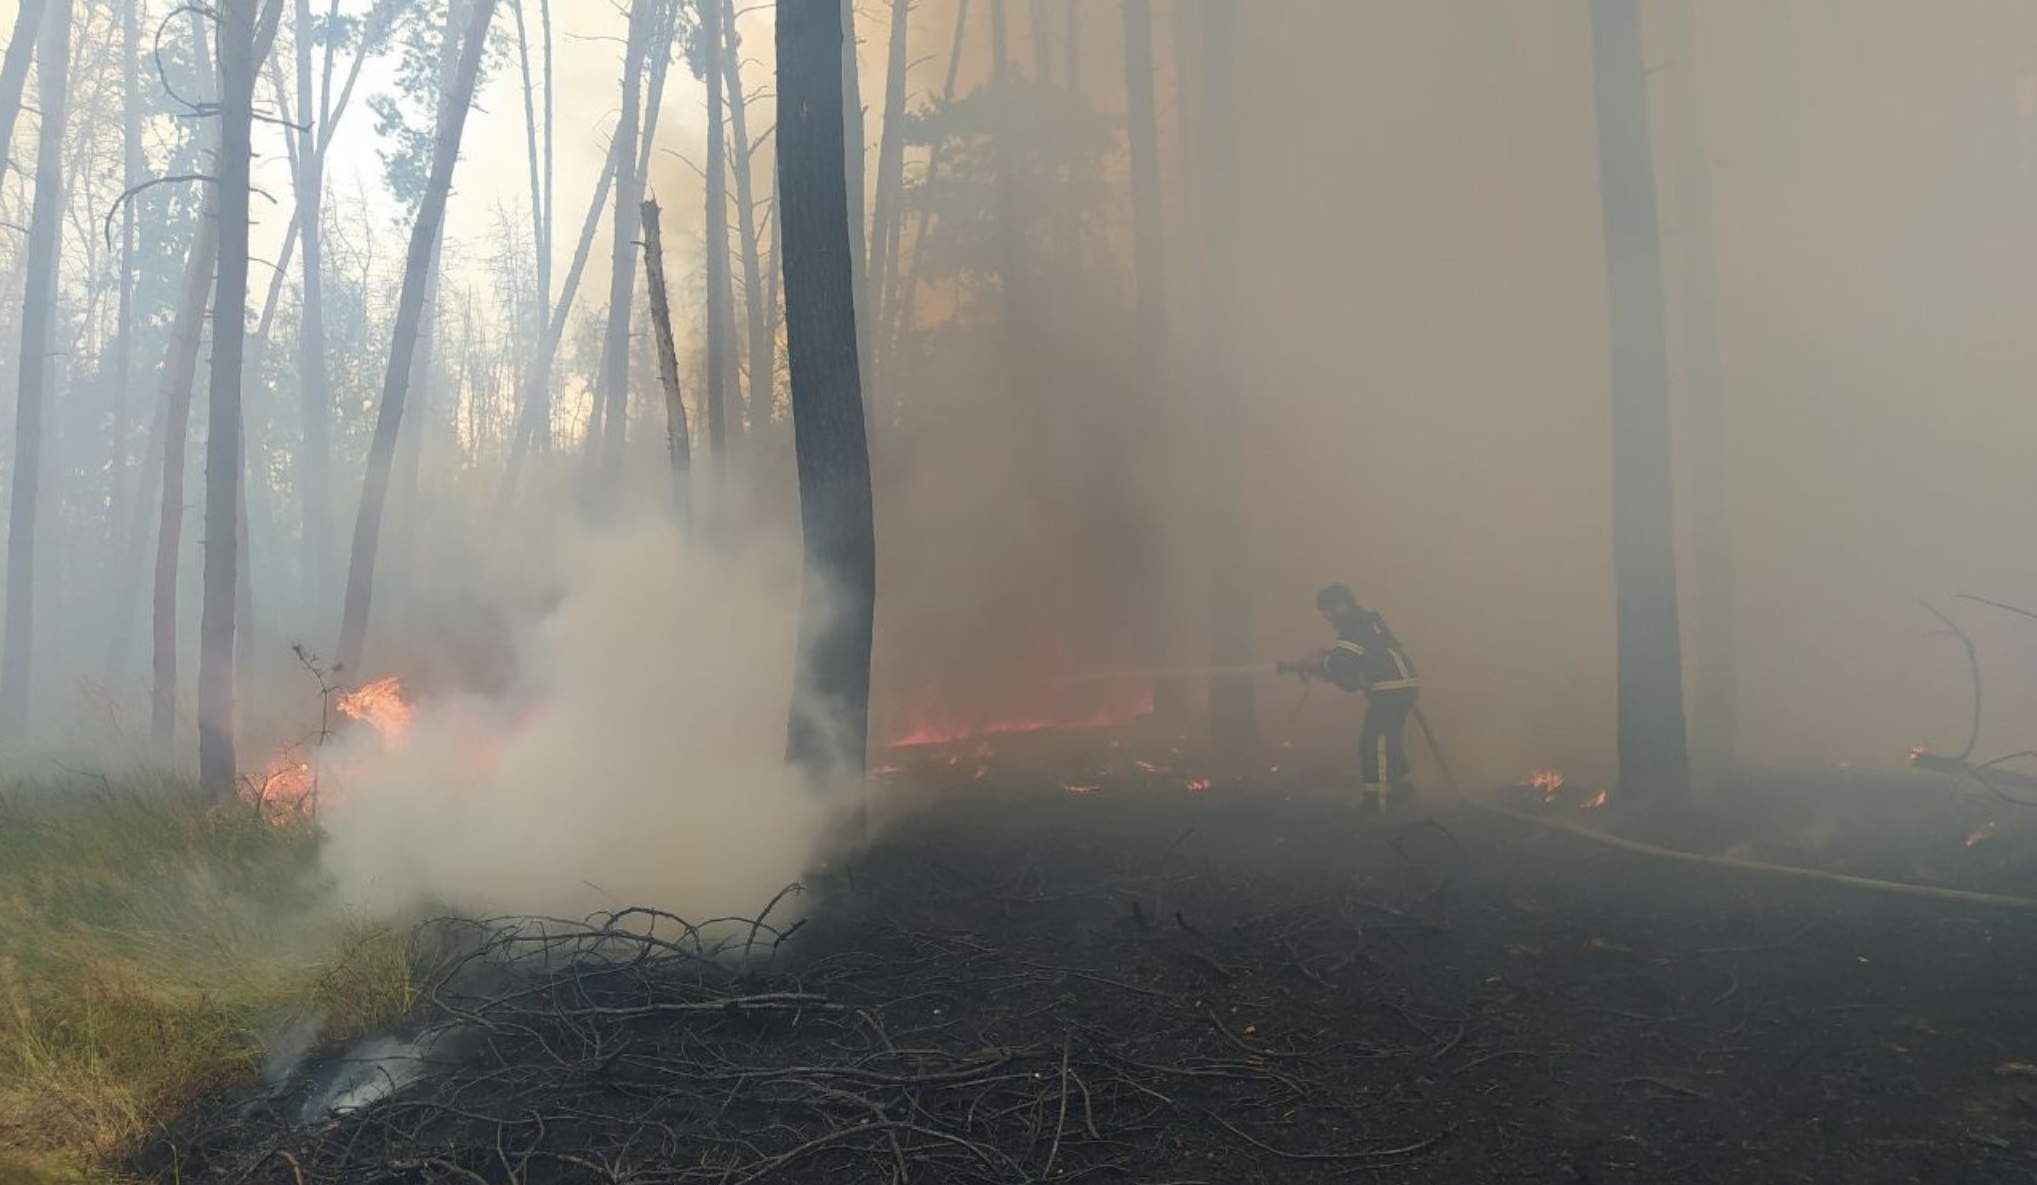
left=148, top=728, right=2037, bottom=1185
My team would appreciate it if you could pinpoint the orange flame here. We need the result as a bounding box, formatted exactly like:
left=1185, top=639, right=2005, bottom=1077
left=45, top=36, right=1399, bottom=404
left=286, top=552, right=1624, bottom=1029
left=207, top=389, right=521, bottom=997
left=336, top=676, right=412, bottom=742
left=1966, top=821, right=1997, bottom=848
left=1185, top=778, right=1212, bottom=793
left=1529, top=769, right=1564, bottom=802
left=1064, top=783, right=1101, bottom=795
left=1581, top=789, right=1608, bottom=809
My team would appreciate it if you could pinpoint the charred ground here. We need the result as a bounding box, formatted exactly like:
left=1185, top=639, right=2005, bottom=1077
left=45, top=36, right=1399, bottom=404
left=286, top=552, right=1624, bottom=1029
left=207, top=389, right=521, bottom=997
left=151, top=728, right=2037, bottom=1184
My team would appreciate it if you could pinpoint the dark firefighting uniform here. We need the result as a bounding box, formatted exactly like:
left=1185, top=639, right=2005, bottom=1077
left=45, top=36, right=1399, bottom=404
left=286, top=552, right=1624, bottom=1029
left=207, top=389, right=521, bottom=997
left=1318, top=608, right=1419, bottom=805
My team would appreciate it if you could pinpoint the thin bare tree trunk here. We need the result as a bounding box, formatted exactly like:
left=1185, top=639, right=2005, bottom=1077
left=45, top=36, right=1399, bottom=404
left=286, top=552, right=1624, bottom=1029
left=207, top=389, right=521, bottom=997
left=780, top=0, right=876, bottom=780
left=884, top=0, right=968, bottom=365
left=586, top=0, right=655, bottom=503
left=500, top=138, right=618, bottom=504
left=513, top=0, right=549, bottom=316
left=335, top=0, right=499, bottom=675
left=1029, top=0, right=1050, bottom=82
left=1196, top=0, right=1255, bottom=762
left=724, top=0, right=772, bottom=433
left=988, top=0, right=1021, bottom=322
left=295, top=0, right=335, bottom=613
left=841, top=0, right=872, bottom=418
left=703, top=0, right=732, bottom=458
left=0, top=0, right=48, bottom=183
left=106, top=0, right=140, bottom=584
left=641, top=199, right=691, bottom=522
left=0, top=0, right=69, bottom=737
left=1589, top=0, right=1690, bottom=801
left=200, top=0, right=260, bottom=791
left=867, top=0, right=909, bottom=377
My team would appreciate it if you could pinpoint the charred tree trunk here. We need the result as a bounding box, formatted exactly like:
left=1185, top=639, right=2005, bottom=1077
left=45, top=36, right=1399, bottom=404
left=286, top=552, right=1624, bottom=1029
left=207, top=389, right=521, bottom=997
left=703, top=0, right=732, bottom=458
left=1196, top=0, right=1255, bottom=762
left=335, top=0, right=499, bottom=676
left=1663, top=0, right=1734, bottom=787
left=199, top=0, right=260, bottom=792
left=641, top=199, right=692, bottom=521
left=867, top=0, right=909, bottom=379
left=1122, top=0, right=1180, bottom=722
left=724, top=0, right=773, bottom=433
left=779, top=0, right=876, bottom=780
left=1589, top=0, right=1690, bottom=801
left=0, top=0, right=69, bottom=737
left=0, top=0, right=48, bottom=182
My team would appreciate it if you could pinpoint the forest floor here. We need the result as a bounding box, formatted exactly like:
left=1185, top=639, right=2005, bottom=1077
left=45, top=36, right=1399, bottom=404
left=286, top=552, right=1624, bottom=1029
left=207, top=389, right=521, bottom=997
left=144, top=726, right=2037, bottom=1185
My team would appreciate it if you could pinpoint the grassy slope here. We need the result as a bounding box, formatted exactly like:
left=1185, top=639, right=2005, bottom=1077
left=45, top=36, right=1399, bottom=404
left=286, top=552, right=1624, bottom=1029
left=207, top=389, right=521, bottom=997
left=0, top=781, right=417, bottom=1184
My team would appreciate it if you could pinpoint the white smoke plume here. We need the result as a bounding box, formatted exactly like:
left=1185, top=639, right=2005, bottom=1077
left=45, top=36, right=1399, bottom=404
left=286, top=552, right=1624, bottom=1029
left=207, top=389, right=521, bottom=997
left=316, top=518, right=842, bottom=923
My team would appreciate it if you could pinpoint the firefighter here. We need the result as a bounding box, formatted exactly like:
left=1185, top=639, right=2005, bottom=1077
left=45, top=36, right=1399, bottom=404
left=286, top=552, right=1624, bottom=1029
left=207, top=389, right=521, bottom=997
left=1298, top=583, right=1419, bottom=816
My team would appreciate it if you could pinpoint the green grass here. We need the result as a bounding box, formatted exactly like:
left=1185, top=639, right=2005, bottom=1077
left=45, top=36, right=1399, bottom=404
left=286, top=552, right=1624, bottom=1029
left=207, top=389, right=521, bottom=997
left=0, top=777, right=422, bottom=1183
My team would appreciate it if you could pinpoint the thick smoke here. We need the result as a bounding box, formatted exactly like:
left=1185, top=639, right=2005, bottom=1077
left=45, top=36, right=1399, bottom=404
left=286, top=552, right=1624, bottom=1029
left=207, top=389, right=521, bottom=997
left=316, top=517, right=840, bottom=922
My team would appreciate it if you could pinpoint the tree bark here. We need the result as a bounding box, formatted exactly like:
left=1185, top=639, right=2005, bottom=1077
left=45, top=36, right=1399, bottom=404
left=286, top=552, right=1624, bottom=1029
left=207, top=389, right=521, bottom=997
left=335, top=0, right=499, bottom=676
left=1196, top=0, right=1255, bottom=762
left=106, top=0, right=141, bottom=586
left=840, top=0, right=872, bottom=424
left=779, top=0, right=876, bottom=780
left=723, top=0, right=773, bottom=433
left=200, top=0, right=260, bottom=791
left=641, top=198, right=692, bottom=521
left=1662, top=0, right=1734, bottom=788
left=0, top=0, right=48, bottom=183
left=1122, top=0, right=1180, bottom=722
left=512, top=0, right=550, bottom=317
left=703, top=0, right=733, bottom=458
left=1588, top=0, right=1690, bottom=801
left=0, top=0, right=69, bottom=738
left=866, top=0, right=909, bottom=378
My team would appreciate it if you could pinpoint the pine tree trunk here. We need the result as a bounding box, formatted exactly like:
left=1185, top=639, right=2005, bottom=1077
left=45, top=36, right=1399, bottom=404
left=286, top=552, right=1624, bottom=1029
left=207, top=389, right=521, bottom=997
left=1122, top=0, right=1180, bottom=722
left=866, top=0, right=909, bottom=378
left=1196, top=0, right=1255, bottom=762
left=723, top=0, right=773, bottom=433
left=780, top=0, right=876, bottom=780
left=1662, top=0, right=1734, bottom=788
left=703, top=0, right=732, bottom=458
left=840, top=0, right=872, bottom=421
left=641, top=198, right=692, bottom=521
left=294, top=0, right=335, bottom=615
left=0, top=0, right=48, bottom=182
left=1588, top=0, right=1691, bottom=801
left=884, top=0, right=968, bottom=365
left=0, top=0, right=69, bottom=738
left=587, top=0, right=655, bottom=503
left=106, top=0, right=141, bottom=589
left=200, top=0, right=260, bottom=792
left=335, top=0, right=499, bottom=676
left=512, top=0, right=550, bottom=315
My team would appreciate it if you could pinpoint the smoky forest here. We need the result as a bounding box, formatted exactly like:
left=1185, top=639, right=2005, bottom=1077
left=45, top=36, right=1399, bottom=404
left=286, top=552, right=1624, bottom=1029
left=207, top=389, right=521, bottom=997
left=5, top=1, right=2037, bottom=1182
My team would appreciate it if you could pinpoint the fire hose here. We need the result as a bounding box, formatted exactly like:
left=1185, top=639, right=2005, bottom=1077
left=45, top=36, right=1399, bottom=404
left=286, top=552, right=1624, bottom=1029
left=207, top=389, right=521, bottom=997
left=1272, top=661, right=1463, bottom=795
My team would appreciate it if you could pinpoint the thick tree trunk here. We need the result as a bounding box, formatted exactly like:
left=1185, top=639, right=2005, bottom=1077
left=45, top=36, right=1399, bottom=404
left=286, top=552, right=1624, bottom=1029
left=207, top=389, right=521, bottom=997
left=1662, top=0, right=1734, bottom=788
left=1196, top=0, right=1255, bottom=762
left=641, top=199, right=692, bottom=521
left=723, top=0, right=773, bottom=433
left=866, top=0, right=909, bottom=378
left=1122, top=0, right=1180, bottom=722
left=840, top=0, right=872, bottom=422
left=587, top=0, right=655, bottom=503
left=200, top=0, right=260, bottom=791
left=335, top=0, right=499, bottom=676
left=1588, top=0, right=1690, bottom=801
left=0, top=0, right=48, bottom=183
left=703, top=0, right=732, bottom=458
left=779, top=0, right=876, bottom=780
left=0, top=0, right=69, bottom=738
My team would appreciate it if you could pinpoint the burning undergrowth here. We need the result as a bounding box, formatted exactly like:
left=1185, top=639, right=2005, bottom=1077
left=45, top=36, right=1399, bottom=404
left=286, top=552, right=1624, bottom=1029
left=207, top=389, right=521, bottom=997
left=310, top=522, right=843, bottom=926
